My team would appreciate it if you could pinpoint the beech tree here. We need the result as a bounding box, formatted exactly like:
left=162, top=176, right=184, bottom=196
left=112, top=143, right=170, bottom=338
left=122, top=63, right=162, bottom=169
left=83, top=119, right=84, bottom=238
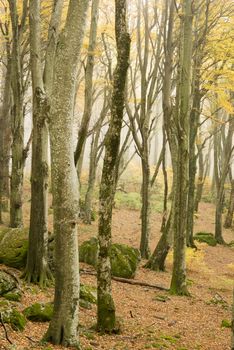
left=97, top=0, right=130, bottom=332
left=44, top=0, right=89, bottom=346
left=8, top=0, right=29, bottom=228
left=170, top=0, right=193, bottom=295
left=23, top=0, right=64, bottom=286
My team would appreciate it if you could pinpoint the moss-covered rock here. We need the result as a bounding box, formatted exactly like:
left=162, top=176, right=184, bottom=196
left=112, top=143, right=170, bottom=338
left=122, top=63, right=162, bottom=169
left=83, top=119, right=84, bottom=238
left=23, top=302, right=53, bottom=322
left=0, top=301, right=26, bottom=331
left=79, top=237, right=141, bottom=278
left=79, top=299, right=92, bottom=309
left=110, top=243, right=140, bottom=278
left=3, top=289, right=22, bottom=302
left=79, top=237, right=98, bottom=267
left=0, top=228, right=28, bottom=268
left=0, top=270, right=17, bottom=295
left=80, top=284, right=97, bottom=304
left=194, top=232, right=217, bottom=246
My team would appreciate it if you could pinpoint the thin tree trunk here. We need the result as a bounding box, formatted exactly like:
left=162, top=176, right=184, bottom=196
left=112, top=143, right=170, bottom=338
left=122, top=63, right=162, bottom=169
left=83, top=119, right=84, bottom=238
left=97, top=0, right=130, bottom=332
left=140, top=156, right=151, bottom=259
left=74, top=0, right=100, bottom=167
left=9, top=0, right=25, bottom=228
left=0, top=45, right=12, bottom=221
left=224, top=179, right=234, bottom=228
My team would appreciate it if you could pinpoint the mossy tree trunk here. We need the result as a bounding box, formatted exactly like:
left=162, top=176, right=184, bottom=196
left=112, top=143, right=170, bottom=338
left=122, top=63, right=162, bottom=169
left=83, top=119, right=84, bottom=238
left=44, top=0, right=89, bottom=347
left=9, top=0, right=27, bottom=228
left=97, top=0, right=130, bottom=332
left=0, top=39, right=12, bottom=221
left=170, top=0, right=193, bottom=296
left=224, top=178, right=234, bottom=228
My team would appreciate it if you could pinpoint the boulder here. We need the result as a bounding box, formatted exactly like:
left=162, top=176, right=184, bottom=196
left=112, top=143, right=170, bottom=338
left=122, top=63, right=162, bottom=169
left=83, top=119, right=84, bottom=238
left=3, top=289, right=22, bottom=302
left=79, top=237, right=98, bottom=267
left=79, top=237, right=141, bottom=278
left=23, top=302, right=53, bottom=322
left=80, top=284, right=97, bottom=304
left=0, top=300, right=26, bottom=331
left=0, top=228, right=28, bottom=268
left=0, top=270, right=17, bottom=295
left=110, top=243, right=140, bottom=278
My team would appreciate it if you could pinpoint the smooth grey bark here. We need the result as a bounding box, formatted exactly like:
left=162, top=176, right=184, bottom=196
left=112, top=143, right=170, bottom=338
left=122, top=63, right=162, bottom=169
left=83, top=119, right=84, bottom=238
left=74, top=0, right=100, bottom=167
left=214, top=116, right=234, bottom=244
left=145, top=0, right=175, bottom=271
left=45, top=0, right=89, bottom=346
left=170, top=0, right=193, bottom=296
left=97, top=0, right=130, bottom=332
left=126, top=0, right=164, bottom=259
left=84, top=97, right=109, bottom=224
left=23, top=0, right=61, bottom=286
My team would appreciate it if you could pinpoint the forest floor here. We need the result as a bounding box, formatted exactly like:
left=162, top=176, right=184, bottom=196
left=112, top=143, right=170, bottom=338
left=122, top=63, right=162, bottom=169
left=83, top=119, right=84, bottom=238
left=0, top=184, right=233, bottom=350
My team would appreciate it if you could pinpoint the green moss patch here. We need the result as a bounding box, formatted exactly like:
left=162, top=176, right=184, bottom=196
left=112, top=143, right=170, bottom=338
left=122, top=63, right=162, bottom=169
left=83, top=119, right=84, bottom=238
left=0, top=301, right=26, bottom=331
left=194, top=232, right=217, bottom=246
left=79, top=237, right=140, bottom=278
left=0, top=270, right=17, bottom=295
left=221, top=319, right=231, bottom=328
left=23, top=302, right=53, bottom=322
left=80, top=284, right=97, bottom=304
left=0, top=228, right=28, bottom=268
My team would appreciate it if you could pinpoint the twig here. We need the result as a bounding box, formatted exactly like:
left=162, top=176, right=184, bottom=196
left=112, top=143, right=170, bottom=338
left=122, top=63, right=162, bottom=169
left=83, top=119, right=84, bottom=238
left=0, top=312, right=13, bottom=345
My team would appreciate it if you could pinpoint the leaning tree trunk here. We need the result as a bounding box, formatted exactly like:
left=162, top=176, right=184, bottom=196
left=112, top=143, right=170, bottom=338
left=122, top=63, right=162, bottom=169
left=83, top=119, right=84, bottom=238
left=44, top=0, right=89, bottom=346
left=170, top=0, right=193, bottom=296
left=144, top=211, right=172, bottom=271
left=224, top=179, right=234, bottom=228
left=97, top=0, right=130, bottom=332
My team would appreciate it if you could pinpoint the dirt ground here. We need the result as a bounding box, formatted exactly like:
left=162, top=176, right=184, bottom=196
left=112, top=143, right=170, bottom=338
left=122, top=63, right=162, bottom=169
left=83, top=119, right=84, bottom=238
left=0, top=201, right=233, bottom=350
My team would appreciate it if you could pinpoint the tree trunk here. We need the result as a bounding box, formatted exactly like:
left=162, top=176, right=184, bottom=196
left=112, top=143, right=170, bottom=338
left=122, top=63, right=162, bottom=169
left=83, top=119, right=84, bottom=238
left=0, top=46, right=12, bottom=221
left=170, top=0, right=193, bottom=296
left=194, top=144, right=204, bottom=212
left=97, top=0, right=130, bottom=332
left=74, top=0, right=100, bottom=166
left=144, top=212, right=171, bottom=271
left=45, top=0, right=89, bottom=346
left=140, top=156, right=151, bottom=259
left=224, top=179, right=234, bottom=228
left=232, top=286, right=234, bottom=350
left=9, top=0, right=25, bottom=228
left=214, top=115, right=234, bottom=244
